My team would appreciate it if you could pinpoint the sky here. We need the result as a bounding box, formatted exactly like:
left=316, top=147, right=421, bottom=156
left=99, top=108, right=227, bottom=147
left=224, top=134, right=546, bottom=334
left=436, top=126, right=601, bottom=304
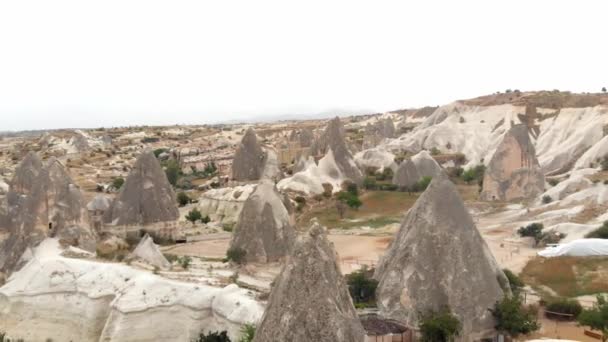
left=0, top=1, right=607, bottom=131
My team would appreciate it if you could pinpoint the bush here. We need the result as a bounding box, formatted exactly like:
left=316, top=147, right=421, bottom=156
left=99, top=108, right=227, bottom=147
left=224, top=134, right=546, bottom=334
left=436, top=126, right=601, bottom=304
left=418, top=307, right=462, bottom=342
left=577, top=294, right=608, bottom=341
left=542, top=195, right=552, bottom=204
left=153, top=148, right=168, bottom=158
left=490, top=295, right=540, bottom=337
left=294, top=196, right=306, bottom=204
left=186, top=208, right=203, bottom=225
left=548, top=178, right=560, bottom=186
left=321, top=183, right=333, bottom=198
left=346, top=267, right=378, bottom=306
left=363, top=177, right=377, bottom=190
left=177, top=192, right=191, bottom=207
left=430, top=147, right=441, bottom=156
left=193, top=331, right=231, bottom=342
left=222, top=223, right=235, bottom=232
left=111, top=177, right=125, bottom=190
left=503, top=269, right=524, bottom=294
left=461, top=164, right=486, bottom=185
left=164, top=159, right=180, bottom=186
left=178, top=256, right=192, bottom=269
left=586, top=221, right=608, bottom=239
left=201, top=215, right=211, bottom=224
left=226, top=247, right=247, bottom=264
left=337, top=191, right=362, bottom=210
left=518, top=223, right=544, bottom=246
left=414, top=176, right=433, bottom=192
left=546, top=298, right=583, bottom=320
left=345, top=182, right=358, bottom=196
left=602, top=156, right=608, bottom=171
left=238, top=323, right=256, bottom=342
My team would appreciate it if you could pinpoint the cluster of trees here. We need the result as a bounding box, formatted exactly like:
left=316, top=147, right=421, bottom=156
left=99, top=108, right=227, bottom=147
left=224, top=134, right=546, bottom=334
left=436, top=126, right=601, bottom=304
left=346, top=266, right=378, bottom=309
left=517, top=222, right=566, bottom=247
left=335, top=182, right=362, bottom=218
left=185, top=208, right=210, bottom=226
left=193, top=324, right=255, bottom=342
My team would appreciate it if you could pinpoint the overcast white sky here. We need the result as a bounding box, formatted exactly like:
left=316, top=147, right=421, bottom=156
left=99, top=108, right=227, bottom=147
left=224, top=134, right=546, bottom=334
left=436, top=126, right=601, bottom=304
left=1, top=1, right=606, bottom=131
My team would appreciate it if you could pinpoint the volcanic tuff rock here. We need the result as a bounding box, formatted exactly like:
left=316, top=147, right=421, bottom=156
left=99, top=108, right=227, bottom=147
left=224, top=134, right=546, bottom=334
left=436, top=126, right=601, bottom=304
left=374, top=176, right=507, bottom=340
left=411, top=150, right=443, bottom=178
left=231, top=128, right=268, bottom=181
left=0, top=153, right=96, bottom=277
left=363, top=118, right=396, bottom=148
left=480, top=124, right=545, bottom=201
left=252, top=221, right=365, bottom=342
left=129, top=234, right=171, bottom=270
left=310, top=117, right=363, bottom=183
left=229, top=180, right=295, bottom=263
left=104, top=150, right=179, bottom=226
left=289, top=128, right=315, bottom=147
left=198, top=184, right=256, bottom=225
left=392, top=158, right=420, bottom=188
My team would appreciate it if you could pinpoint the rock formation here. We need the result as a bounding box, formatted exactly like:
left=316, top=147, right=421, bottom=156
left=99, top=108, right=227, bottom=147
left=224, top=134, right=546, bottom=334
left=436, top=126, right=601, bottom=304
left=354, top=147, right=396, bottom=173
left=411, top=150, right=443, bottom=178
left=392, top=158, right=420, bottom=188
left=129, top=234, right=171, bottom=270
left=229, top=180, right=295, bottom=263
left=374, top=176, right=508, bottom=340
left=253, top=221, right=365, bottom=342
left=231, top=128, right=267, bottom=181
left=198, top=184, right=256, bottom=225
left=363, top=118, right=396, bottom=148
left=104, top=150, right=179, bottom=226
left=310, top=117, right=363, bottom=183
left=481, top=124, right=545, bottom=201
left=0, top=153, right=96, bottom=277
left=289, top=128, right=315, bottom=148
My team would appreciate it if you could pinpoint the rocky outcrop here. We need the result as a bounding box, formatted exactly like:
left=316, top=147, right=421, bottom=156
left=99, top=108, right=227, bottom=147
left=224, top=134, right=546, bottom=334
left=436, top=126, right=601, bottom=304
left=253, top=221, right=365, bottom=342
left=310, top=117, right=363, bottom=183
left=354, top=148, right=396, bottom=173
left=104, top=151, right=179, bottom=226
left=198, top=184, right=256, bottom=225
left=229, top=180, right=295, bottom=263
left=411, top=150, right=443, bottom=178
left=232, top=128, right=267, bottom=181
left=374, top=176, right=507, bottom=340
left=363, top=118, right=396, bottom=148
left=129, top=234, right=171, bottom=270
left=392, top=158, right=420, bottom=188
left=481, top=124, right=545, bottom=201
left=0, top=153, right=96, bottom=277
left=0, top=239, right=263, bottom=342
left=289, top=128, right=315, bottom=148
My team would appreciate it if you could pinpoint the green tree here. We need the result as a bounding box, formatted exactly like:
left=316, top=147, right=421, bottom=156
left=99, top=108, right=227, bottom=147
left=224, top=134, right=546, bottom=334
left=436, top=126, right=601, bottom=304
left=418, top=307, right=462, bottom=342
left=503, top=269, right=524, bottom=295
left=346, top=267, right=378, bottom=305
left=416, top=176, right=433, bottom=192
left=578, top=294, right=608, bottom=341
left=186, top=208, right=202, bottom=226
left=586, top=221, right=608, bottom=239
left=226, top=247, right=247, bottom=265
left=517, top=223, right=544, bottom=246
left=238, top=323, right=256, bottom=342
left=111, top=177, right=125, bottom=190
left=490, top=295, right=540, bottom=338
left=164, top=159, right=180, bottom=186
left=201, top=215, right=211, bottom=224
left=192, top=331, right=231, bottom=342
left=177, top=192, right=191, bottom=207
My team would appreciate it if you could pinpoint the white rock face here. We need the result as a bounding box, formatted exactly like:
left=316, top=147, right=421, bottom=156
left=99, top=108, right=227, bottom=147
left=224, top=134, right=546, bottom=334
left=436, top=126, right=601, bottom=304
left=386, top=102, right=608, bottom=174
left=354, top=147, right=396, bottom=172
left=0, top=239, right=263, bottom=342
left=540, top=176, right=592, bottom=203
left=277, top=149, right=348, bottom=195
left=129, top=234, right=171, bottom=270
left=198, top=184, right=257, bottom=224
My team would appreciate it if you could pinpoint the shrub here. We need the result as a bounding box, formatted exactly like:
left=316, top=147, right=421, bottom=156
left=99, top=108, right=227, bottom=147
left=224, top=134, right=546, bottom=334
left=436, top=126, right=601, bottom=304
left=546, top=298, right=583, bottom=320
left=226, top=247, right=247, bottom=265
left=542, top=195, right=552, bottom=204
left=222, top=223, right=235, bottom=232
left=177, top=192, right=191, bottom=207
left=503, top=269, right=524, bottom=294
left=153, top=148, right=168, bottom=158
left=577, top=294, right=608, bottom=341
left=186, top=208, right=202, bottom=226
left=321, top=183, right=333, bottom=198
left=430, top=147, right=441, bottom=156
left=586, top=221, right=608, bottom=239
left=518, top=223, right=544, bottom=246
left=201, top=215, right=211, bottom=224
left=461, top=164, right=486, bottom=185
left=111, top=177, right=125, bottom=190
left=602, top=156, right=608, bottom=171
left=346, top=267, right=378, bottom=306
left=381, top=184, right=398, bottom=191
left=418, top=307, right=462, bottom=342
left=238, top=323, right=256, bottom=342
left=294, top=196, right=306, bottom=204
left=490, top=295, right=540, bottom=337
left=164, top=159, right=180, bottom=186
left=178, top=256, right=192, bottom=269
left=345, top=182, right=358, bottom=196
left=548, top=178, right=560, bottom=186
left=363, top=177, right=377, bottom=190
left=414, top=176, right=433, bottom=192
left=193, top=331, right=231, bottom=342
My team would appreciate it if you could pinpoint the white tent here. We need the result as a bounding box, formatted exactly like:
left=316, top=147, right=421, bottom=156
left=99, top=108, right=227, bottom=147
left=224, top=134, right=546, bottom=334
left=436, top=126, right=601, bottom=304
left=538, top=238, right=608, bottom=257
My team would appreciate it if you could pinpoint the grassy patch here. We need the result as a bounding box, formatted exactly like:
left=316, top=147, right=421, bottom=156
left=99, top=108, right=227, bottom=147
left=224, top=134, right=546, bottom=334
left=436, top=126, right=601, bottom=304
left=521, top=256, right=608, bottom=298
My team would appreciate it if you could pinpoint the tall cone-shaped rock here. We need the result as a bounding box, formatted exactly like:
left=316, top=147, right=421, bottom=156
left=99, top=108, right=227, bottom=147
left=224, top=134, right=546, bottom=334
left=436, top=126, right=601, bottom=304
left=0, top=154, right=96, bottom=277
left=253, top=221, right=365, bottom=342
left=229, top=180, right=295, bottom=263
left=481, top=124, right=545, bottom=201
left=392, top=158, right=420, bottom=188
left=289, top=128, right=315, bottom=148
left=232, top=128, right=267, bottom=181
left=374, top=175, right=507, bottom=340
left=104, top=151, right=179, bottom=226
left=310, top=117, right=363, bottom=183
